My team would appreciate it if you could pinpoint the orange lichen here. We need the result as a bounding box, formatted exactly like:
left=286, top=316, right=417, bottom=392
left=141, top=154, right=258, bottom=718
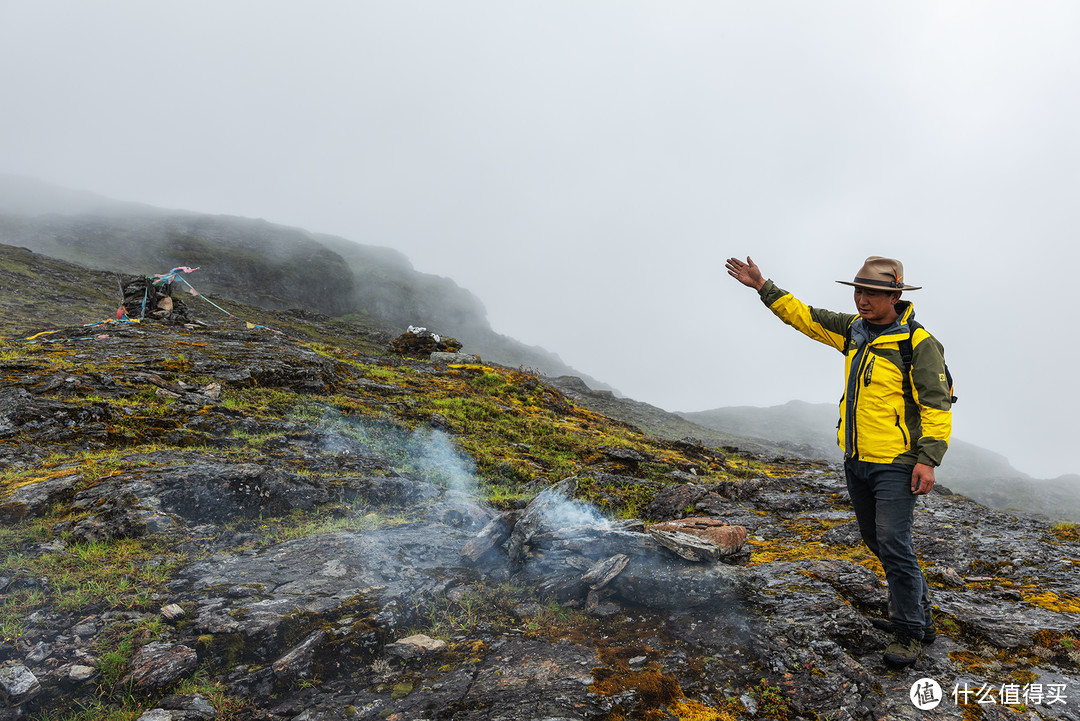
left=590, top=667, right=681, bottom=720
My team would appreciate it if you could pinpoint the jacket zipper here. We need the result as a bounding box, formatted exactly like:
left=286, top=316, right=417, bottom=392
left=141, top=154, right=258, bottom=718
left=846, top=341, right=873, bottom=460
left=895, top=413, right=909, bottom=447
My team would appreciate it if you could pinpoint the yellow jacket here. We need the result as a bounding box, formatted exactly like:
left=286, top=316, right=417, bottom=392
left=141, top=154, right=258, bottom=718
left=759, top=280, right=952, bottom=466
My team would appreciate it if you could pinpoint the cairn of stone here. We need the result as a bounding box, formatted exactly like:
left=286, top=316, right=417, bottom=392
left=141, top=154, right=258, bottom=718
left=119, top=274, right=192, bottom=324
left=390, top=328, right=463, bottom=357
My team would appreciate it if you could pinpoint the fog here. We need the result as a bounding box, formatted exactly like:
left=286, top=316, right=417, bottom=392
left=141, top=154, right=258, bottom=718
left=2, top=2, right=1078, bottom=479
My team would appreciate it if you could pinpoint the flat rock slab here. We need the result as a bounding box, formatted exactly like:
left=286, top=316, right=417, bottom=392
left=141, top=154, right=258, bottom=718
left=169, top=498, right=493, bottom=661
left=291, top=637, right=605, bottom=721
left=933, top=591, right=1080, bottom=648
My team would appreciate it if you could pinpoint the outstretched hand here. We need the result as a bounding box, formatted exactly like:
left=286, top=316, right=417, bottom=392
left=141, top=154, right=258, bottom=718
left=725, top=256, right=765, bottom=291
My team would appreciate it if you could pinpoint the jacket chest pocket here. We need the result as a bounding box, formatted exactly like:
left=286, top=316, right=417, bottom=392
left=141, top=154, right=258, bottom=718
left=862, top=356, right=876, bottom=387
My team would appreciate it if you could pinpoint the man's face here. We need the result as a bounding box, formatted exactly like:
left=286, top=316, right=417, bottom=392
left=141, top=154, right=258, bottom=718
left=853, top=287, right=902, bottom=324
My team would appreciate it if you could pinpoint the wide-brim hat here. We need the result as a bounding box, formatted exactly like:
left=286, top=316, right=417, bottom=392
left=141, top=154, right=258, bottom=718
left=836, top=256, right=921, bottom=291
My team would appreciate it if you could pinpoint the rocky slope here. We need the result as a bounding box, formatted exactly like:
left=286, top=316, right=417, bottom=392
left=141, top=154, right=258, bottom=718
left=2, top=247, right=1080, bottom=721
left=0, top=175, right=607, bottom=386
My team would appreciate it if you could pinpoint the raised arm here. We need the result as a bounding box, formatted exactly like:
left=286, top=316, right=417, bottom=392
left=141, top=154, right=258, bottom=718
left=726, top=255, right=853, bottom=352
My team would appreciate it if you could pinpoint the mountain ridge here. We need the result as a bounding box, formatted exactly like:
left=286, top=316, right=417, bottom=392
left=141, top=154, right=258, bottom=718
left=0, top=174, right=609, bottom=392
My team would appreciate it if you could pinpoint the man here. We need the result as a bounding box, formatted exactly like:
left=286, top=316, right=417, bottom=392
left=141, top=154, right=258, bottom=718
left=725, top=255, right=952, bottom=667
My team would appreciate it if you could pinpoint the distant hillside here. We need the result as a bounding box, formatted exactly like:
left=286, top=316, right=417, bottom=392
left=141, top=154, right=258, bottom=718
left=680, top=400, right=1080, bottom=522
left=0, top=175, right=604, bottom=385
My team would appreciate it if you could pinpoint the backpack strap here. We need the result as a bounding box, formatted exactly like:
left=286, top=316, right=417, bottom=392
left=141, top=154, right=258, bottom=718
left=899, top=320, right=920, bottom=373
left=903, top=320, right=957, bottom=403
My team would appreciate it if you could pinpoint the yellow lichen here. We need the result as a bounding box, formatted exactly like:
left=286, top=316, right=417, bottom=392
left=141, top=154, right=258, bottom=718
left=1023, top=591, right=1080, bottom=614
left=669, top=698, right=737, bottom=721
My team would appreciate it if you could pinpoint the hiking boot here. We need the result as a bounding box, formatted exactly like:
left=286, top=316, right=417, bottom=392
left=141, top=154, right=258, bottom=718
left=884, top=632, right=922, bottom=667
left=870, top=617, right=936, bottom=645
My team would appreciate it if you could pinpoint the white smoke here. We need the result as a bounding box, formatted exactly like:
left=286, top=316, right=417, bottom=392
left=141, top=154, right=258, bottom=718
left=409, top=428, right=476, bottom=496
left=540, top=495, right=613, bottom=531
left=311, top=408, right=478, bottom=495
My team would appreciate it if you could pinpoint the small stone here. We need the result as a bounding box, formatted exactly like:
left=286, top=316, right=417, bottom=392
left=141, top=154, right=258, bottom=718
left=161, top=604, right=185, bottom=621
left=67, top=664, right=98, bottom=683
left=200, top=383, right=222, bottom=399
left=0, top=665, right=41, bottom=706
left=386, top=634, right=448, bottom=659
left=125, top=642, right=198, bottom=689
left=24, top=642, right=51, bottom=664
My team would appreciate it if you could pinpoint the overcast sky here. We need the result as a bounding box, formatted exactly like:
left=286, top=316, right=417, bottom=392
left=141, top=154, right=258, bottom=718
left=2, top=2, right=1078, bottom=479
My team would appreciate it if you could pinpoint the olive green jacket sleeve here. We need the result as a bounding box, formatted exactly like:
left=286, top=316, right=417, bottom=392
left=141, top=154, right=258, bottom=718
left=908, top=329, right=952, bottom=467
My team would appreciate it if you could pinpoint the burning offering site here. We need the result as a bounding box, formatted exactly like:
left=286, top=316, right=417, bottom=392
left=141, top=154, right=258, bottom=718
left=3, top=245, right=1080, bottom=721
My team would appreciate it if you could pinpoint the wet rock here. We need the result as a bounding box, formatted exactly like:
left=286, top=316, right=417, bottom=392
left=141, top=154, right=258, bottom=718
left=821, top=518, right=862, bottom=546
left=24, top=642, right=51, bottom=665
left=68, top=494, right=147, bottom=543
left=170, top=501, right=490, bottom=667
left=508, top=478, right=581, bottom=564
left=581, top=554, right=630, bottom=590
left=599, top=445, right=655, bottom=468
left=136, top=693, right=216, bottom=721
left=934, top=591, right=1080, bottom=648
left=72, top=462, right=329, bottom=526
left=272, top=630, right=327, bottom=681
left=804, top=559, right=887, bottom=610
left=0, top=473, right=80, bottom=522
left=462, top=511, right=519, bottom=564
left=336, top=475, right=439, bottom=506
left=0, top=665, right=41, bottom=706
left=0, top=387, right=113, bottom=446
left=124, top=642, right=198, bottom=690
left=642, top=483, right=712, bottom=521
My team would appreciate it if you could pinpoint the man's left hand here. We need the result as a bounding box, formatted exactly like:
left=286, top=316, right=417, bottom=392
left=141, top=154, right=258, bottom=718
left=912, top=463, right=936, bottom=495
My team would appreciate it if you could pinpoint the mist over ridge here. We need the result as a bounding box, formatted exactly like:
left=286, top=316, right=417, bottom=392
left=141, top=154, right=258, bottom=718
left=0, top=174, right=609, bottom=392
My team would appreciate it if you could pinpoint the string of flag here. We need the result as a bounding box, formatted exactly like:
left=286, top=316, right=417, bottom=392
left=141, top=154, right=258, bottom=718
left=14, top=265, right=282, bottom=343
